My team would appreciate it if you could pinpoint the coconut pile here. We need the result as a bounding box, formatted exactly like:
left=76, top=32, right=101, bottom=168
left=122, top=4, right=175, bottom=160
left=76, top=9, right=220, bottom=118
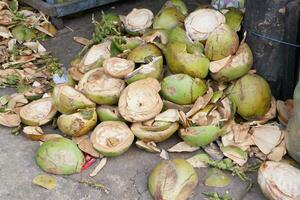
left=1, top=0, right=300, bottom=199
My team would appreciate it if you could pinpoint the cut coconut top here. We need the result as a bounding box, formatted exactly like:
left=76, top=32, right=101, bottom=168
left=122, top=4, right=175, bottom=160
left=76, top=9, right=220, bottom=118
left=20, top=98, right=57, bottom=126
left=122, top=8, right=154, bottom=32
left=185, top=8, right=225, bottom=41
left=91, top=121, right=134, bottom=152
left=103, top=57, right=135, bottom=78
left=118, top=78, right=163, bottom=122
left=78, top=68, right=125, bottom=97
left=82, top=40, right=111, bottom=66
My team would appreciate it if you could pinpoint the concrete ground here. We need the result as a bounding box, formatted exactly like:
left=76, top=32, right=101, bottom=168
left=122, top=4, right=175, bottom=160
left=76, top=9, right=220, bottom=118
left=0, top=0, right=266, bottom=199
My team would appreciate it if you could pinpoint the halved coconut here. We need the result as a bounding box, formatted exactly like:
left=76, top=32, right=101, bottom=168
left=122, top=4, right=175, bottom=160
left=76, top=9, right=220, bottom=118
left=20, top=98, right=57, bottom=126
left=57, top=108, right=97, bottom=137
left=205, top=23, right=239, bottom=61
left=131, top=120, right=179, bottom=142
left=121, top=8, right=154, bottom=35
left=36, top=138, right=84, bottom=175
left=258, top=161, right=300, bottom=200
left=78, top=68, right=125, bottom=105
left=184, top=8, right=225, bottom=41
left=179, top=125, right=221, bottom=147
left=161, top=74, right=207, bottom=105
left=78, top=40, right=111, bottom=73
left=112, top=36, right=144, bottom=52
left=118, top=78, right=163, bottom=122
left=125, top=56, right=163, bottom=84
left=127, top=43, right=162, bottom=63
left=142, top=29, right=169, bottom=45
left=210, top=43, right=253, bottom=82
left=153, top=6, right=185, bottom=30
left=0, top=112, right=21, bottom=127
left=96, top=105, right=125, bottom=122
left=103, top=57, right=135, bottom=79
left=90, top=121, right=134, bottom=156
left=52, top=84, right=95, bottom=114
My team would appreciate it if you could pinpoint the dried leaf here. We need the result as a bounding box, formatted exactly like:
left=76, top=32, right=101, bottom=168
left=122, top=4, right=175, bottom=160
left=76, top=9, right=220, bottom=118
left=204, top=168, right=231, bottom=187
left=209, top=55, right=232, bottom=73
left=251, top=125, right=282, bottom=154
left=0, top=112, right=21, bottom=127
left=78, top=138, right=101, bottom=158
left=160, top=149, right=169, bottom=160
left=179, top=110, right=190, bottom=128
left=33, top=174, right=56, bottom=190
left=163, top=100, right=193, bottom=113
left=277, top=100, right=290, bottom=124
left=232, top=124, right=250, bottom=143
left=203, top=143, right=224, bottom=160
left=7, top=93, right=28, bottom=109
left=73, top=36, right=90, bottom=46
left=168, top=142, right=200, bottom=153
left=24, top=41, right=46, bottom=53
left=35, top=25, right=54, bottom=37
left=90, top=157, right=107, bottom=177
left=136, top=140, right=160, bottom=153
left=186, top=88, right=213, bottom=118
left=186, top=153, right=210, bottom=168
left=0, top=26, right=11, bottom=38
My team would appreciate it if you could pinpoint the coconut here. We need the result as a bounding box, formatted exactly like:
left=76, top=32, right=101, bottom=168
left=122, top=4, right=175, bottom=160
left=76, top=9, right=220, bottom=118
left=96, top=105, right=125, bottom=122
left=153, top=6, right=185, bottom=30
left=0, top=112, right=21, bottom=127
left=224, top=8, right=244, bottom=32
left=103, top=57, right=135, bottom=79
left=121, top=8, right=154, bottom=35
left=168, top=26, right=191, bottom=44
left=165, top=42, right=209, bottom=78
left=229, top=74, right=272, bottom=120
left=52, top=84, right=95, bottom=114
left=205, top=23, right=239, bottom=61
left=185, top=8, right=225, bottom=41
left=161, top=74, right=207, bottom=105
left=78, top=40, right=111, bottom=73
left=131, top=120, right=179, bottom=143
left=112, top=36, right=144, bottom=52
left=127, top=43, right=162, bottom=63
left=78, top=68, right=125, bottom=105
left=20, top=98, right=57, bottom=126
left=57, top=108, right=97, bottom=137
left=258, top=161, right=300, bottom=200
left=35, top=138, right=84, bottom=175
left=118, top=78, right=163, bottom=122
left=125, top=56, right=163, bottom=84
left=210, top=43, right=253, bottom=82
left=179, top=125, right=221, bottom=147
left=142, top=29, right=169, bottom=45
left=148, top=159, right=198, bottom=200
left=90, top=121, right=134, bottom=156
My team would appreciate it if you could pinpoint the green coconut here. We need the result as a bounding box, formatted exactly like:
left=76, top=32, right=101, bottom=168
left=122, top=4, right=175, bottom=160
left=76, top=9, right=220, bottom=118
left=210, top=43, right=253, bottom=82
left=148, top=159, right=198, bottom=200
left=229, top=74, right=272, bottom=120
left=77, top=68, right=125, bottom=105
left=112, top=36, right=144, bottom=52
left=205, top=23, right=239, bottom=61
left=161, top=74, right=207, bottom=105
left=96, top=105, right=125, bottom=122
left=11, top=25, right=36, bottom=42
left=125, top=56, right=163, bottom=84
left=57, top=108, right=97, bottom=137
left=224, top=8, right=244, bottom=32
left=90, top=121, right=134, bottom=157
left=169, top=0, right=188, bottom=15
left=168, top=26, right=191, bottom=44
left=179, top=125, right=221, bottom=147
left=35, top=138, right=85, bottom=175
left=52, top=84, right=95, bottom=114
left=127, top=43, right=162, bottom=63
left=153, top=6, right=185, bottom=30
left=166, top=41, right=209, bottom=78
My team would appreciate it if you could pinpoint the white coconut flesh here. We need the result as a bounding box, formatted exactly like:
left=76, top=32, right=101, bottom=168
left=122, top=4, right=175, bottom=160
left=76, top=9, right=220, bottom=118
left=258, top=161, right=300, bottom=200
left=185, top=9, right=225, bottom=41
left=103, top=57, right=135, bottom=78
left=20, top=98, right=56, bottom=125
left=124, top=8, right=154, bottom=32
left=118, top=78, right=163, bottom=122
left=91, top=122, right=134, bottom=152
left=82, top=41, right=111, bottom=66
left=79, top=68, right=125, bottom=97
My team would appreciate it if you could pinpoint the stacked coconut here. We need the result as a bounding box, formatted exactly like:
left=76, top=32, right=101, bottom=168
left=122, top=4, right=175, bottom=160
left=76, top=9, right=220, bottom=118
left=3, top=1, right=299, bottom=199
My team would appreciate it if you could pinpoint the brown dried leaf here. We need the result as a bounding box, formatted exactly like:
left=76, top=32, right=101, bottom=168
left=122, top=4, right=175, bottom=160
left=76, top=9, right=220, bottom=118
left=179, top=110, right=190, bottom=128
left=78, top=138, right=101, bottom=158
left=163, top=100, right=193, bottom=113
left=186, top=88, right=213, bottom=118
left=35, top=25, right=54, bottom=37
left=0, top=26, right=11, bottom=38
left=209, top=55, right=232, bottom=73
left=24, top=41, right=46, bottom=53
left=0, top=112, right=21, bottom=127
left=73, top=36, right=91, bottom=46
left=232, top=124, right=250, bottom=143
left=7, top=93, right=28, bottom=109
left=90, top=157, right=107, bottom=177
left=251, top=125, right=282, bottom=154
left=0, top=10, right=13, bottom=25
left=168, top=142, right=200, bottom=153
